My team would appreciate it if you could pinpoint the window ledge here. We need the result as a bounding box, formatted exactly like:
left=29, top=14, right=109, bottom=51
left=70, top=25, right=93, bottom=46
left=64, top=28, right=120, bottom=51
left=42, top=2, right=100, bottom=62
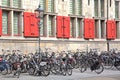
left=115, top=18, right=120, bottom=21
left=44, top=12, right=57, bottom=15
left=0, top=6, right=25, bottom=11
left=1, top=37, right=120, bottom=43
left=68, top=14, right=85, bottom=18
left=93, top=16, right=107, bottom=20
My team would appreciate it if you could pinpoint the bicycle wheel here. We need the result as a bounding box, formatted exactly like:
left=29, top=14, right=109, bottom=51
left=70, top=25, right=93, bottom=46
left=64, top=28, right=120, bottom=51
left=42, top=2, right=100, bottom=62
left=67, top=64, right=72, bottom=76
left=61, top=68, right=66, bottom=76
left=41, top=65, right=50, bottom=76
left=103, top=58, right=114, bottom=69
left=54, top=64, right=60, bottom=74
left=74, top=60, right=80, bottom=69
left=28, top=68, right=35, bottom=75
left=94, top=64, right=104, bottom=74
left=1, top=68, right=8, bottom=75
left=114, top=61, right=120, bottom=71
left=8, top=66, right=13, bottom=74
left=13, top=69, right=21, bottom=78
left=16, top=71, right=21, bottom=78
left=50, top=64, right=58, bottom=74
left=79, top=63, right=87, bottom=73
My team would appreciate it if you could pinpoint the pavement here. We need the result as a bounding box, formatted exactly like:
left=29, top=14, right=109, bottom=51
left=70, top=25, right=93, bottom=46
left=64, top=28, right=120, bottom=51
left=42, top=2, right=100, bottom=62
left=0, top=68, right=120, bottom=80
left=81, top=77, right=117, bottom=80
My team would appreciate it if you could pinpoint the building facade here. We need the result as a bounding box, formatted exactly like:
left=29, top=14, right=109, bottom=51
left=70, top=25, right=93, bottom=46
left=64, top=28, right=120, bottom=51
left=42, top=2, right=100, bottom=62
left=0, top=0, right=120, bottom=53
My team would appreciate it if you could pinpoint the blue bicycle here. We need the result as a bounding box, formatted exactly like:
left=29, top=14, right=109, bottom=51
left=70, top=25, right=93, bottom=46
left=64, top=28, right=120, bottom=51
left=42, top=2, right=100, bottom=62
left=0, top=60, right=10, bottom=75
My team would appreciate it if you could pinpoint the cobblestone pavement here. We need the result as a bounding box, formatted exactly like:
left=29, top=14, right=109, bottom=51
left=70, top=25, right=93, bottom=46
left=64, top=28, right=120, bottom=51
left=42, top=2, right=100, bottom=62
left=81, top=77, right=118, bottom=80
left=0, top=68, right=120, bottom=80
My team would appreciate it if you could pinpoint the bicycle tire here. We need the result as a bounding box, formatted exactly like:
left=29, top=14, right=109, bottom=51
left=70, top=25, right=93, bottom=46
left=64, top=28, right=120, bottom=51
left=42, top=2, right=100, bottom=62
left=61, top=68, right=66, bottom=76
left=50, top=64, right=58, bottom=74
left=28, top=68, right=35, bottom=75
left=41, top=65, right=50, bottom=76
left=114, top=61, right=120, bottom=71
left=103, top=58, right=114, bottom=69
left=1, top=68, right=8, bottom=75
left=79, top=63, right=87, bottom=73
left=67, top=64, right=72, bottom=76
left=94, top=64, right=104, bottom=74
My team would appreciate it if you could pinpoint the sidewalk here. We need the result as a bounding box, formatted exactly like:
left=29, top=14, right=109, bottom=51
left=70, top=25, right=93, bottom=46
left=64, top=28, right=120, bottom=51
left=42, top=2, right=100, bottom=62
left=1, top=69, right=120, bottom=80
left=80, top=77, right=118, bottom=80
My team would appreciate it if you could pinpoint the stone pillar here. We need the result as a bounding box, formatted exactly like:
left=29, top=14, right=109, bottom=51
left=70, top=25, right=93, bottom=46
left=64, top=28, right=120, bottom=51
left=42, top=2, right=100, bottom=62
left=11, top=11, right=13, bottom=37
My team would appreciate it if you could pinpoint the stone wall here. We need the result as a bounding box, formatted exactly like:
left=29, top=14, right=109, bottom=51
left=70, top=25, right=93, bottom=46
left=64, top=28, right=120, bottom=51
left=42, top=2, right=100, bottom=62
left=1, top=39, right=120, bottom=54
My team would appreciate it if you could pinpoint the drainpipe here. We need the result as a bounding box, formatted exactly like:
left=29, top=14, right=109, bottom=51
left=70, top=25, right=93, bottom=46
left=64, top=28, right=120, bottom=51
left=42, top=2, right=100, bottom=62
left=107, top=0, right=110, bottom=51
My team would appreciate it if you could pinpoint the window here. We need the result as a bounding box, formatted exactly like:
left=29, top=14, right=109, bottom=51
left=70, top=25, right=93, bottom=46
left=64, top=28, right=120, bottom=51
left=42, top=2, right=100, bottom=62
left=40, top=0, right=45, bottom=10
left=48, top=16, right=54, bottom=37
left=40, top=0, right=46, bottom=36
left=94, top=0, right=98, bottom=17
left=2, top=0, right=23, bottom=37
left=95, top=20, right=99, bottom=38
left=48, top=0, right=54, bottom=12
left=40, top=15, right=48, bottom=37
left=100, top=20, right=105, bottom=38
left=2, top=0, right=10, bottom=6
left=101, top=0, right=105, bottom=17
left=2, top=11, right=10, bottom=35
left=77, top=18, right=82, bottom=38
left=76, top=0, right=82, bottom=15
left=115, top=1, right=119, bottom=18
left=13, top=12, right=21, bottom=35
left=70, top=18, right=75, bottom=38
left=40, top=17, right=44, bottom=36
left=116, top=21, right=119, bottom=39
left=13, top=0, right=21, bottom=8
left=69, top=0, right=75, bottom=14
